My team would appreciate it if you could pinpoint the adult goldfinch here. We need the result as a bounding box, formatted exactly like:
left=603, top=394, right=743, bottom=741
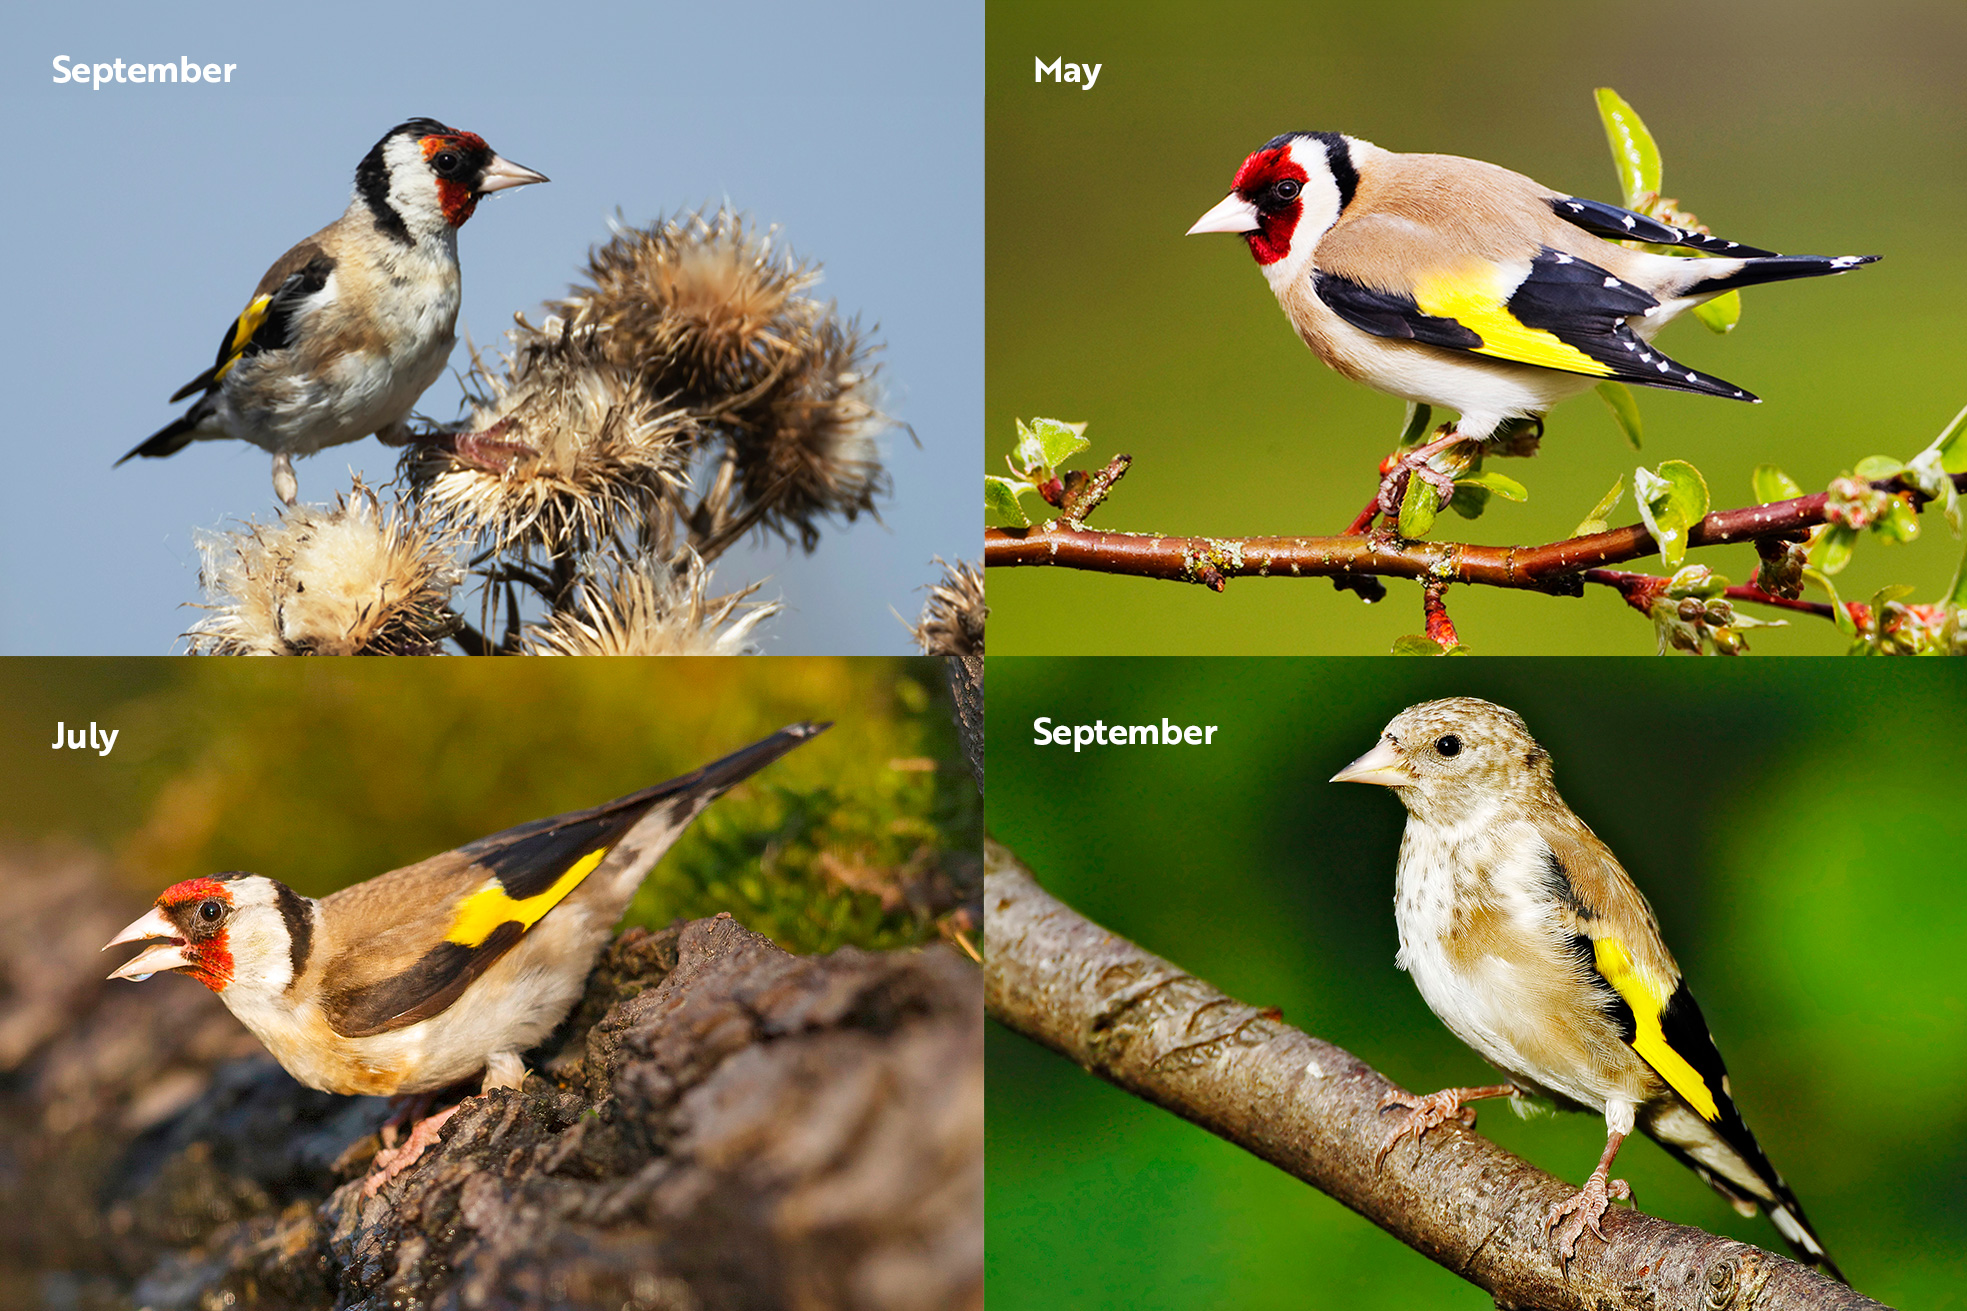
left=119, top=118, right=547, bottom=505
left=103, top=721, right=826, bottom=1190
left=1190, top=133, right=1876, bottom=508
left=1332, top=698, right=1841, bottom=1279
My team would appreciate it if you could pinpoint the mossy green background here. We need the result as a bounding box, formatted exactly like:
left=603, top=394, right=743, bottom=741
left=986, top=657, right=1967, bottom=1307
left=986, top=1, right=1967, bottom=653
left=0, top=658, right=979, bottom=956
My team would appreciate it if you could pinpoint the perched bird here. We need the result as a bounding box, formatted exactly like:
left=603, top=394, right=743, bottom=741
left=1331, top=698, right=1841, bottom=1278
left=103, top=721, right=827, bottom=1192
left=119, top=118, right=548, bottom=505
left=1189, top=132, right=1877, bottom=513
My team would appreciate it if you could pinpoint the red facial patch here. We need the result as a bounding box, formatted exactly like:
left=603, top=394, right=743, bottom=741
left=423, top=133, right=488, bottom=228
left=156, top=877, right=235, bottom=992
left=1228, top=146, right=1309, bottom=267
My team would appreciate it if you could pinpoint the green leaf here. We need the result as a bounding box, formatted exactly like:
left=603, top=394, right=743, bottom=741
left=1853, top=454, right=1906, bottom=481
left=1011, top=419, right=1044, bottom=472
left=1595, top=381, right=1643, bottom=450
left=1752, top=464, right=1803, bottom=504
left=1453, top=470, right=1528, bottom=502
left=1870, top=583, right=1917, bottom=609
left=1027, top=418, right=1090, bottom=471
left=1874, top=496, right=1920, bottom=544
left=1692, top=290, right=1741, bottom=334
left=1656, top=459, right=1710, bottom=523
left=1634, top=462, right=1703, bottom=570
left=1574, top=476, right=1625, bottom=537
left=1931, top=402, right=1967, bottom=475
left=1947, top=540, right=1967, bottom=609
left=1805, top=567, right=1858, bottom=637
left=1595, top=88, right=1662, bottom=208
left=1811, top=524, right=1859, bottom=576
left=1447, top=483, right=1490, bottom=520
left=1397, top=473, right=1438, bottom=538
left=1398, top=402, right=1435, bottom=447
left=985, top=476, right=1031, bottom=528
left=1391, top=634, right=1450, bottom=657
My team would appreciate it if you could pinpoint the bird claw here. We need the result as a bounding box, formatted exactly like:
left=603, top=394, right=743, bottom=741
left=421, top=419, right=531, bottom=473
left=1374, top=1088, right=1478, bottom=1170
left=1543, top=1172, right=1632, bottom=1261
left=362, top=1102, right=461, bottom=1197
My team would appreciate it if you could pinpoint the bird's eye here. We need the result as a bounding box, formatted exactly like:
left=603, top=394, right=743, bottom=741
left=1435, top=735, right=1462, bottom=758
left=1273, top=179, right=1301, bottom=201
left=434, top=150, right=461, bottom=175
left=199, top=899, right=223, bottom=922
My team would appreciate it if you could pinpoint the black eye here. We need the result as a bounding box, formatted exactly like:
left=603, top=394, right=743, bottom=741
left=1435, top=735, right=1462, bottom=758
left=199, top=899, right=223, bottom=922
left=434, top=150, right=462, bottom=175
left=1273, top=179, right=1301, bottom=201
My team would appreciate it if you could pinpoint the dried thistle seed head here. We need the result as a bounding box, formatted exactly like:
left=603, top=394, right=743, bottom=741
left=735, top=317, right=893, bottom=549
left=185, top=481, right=462, bottom=656
left=552, top=208, right=822, bottom=405
left=910, top=558, right=985, bottom=657
left=402, top=320, right=693, bottom=557
left=520, top=554, right=779, bottom=656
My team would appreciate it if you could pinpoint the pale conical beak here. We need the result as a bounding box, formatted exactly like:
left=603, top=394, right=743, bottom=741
left=478, top=153, right=549, bottom=194
left=1331, top=739, right=1414, bottom=787
left=103, top=906, right=190, bottom=981
left=1187, top=193, right=1260, bottom=236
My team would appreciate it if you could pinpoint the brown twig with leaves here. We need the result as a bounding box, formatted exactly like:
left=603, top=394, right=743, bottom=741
left=984, top=451, right=1967, bottom=654
left=984, top=841, right=1888, bottom=1311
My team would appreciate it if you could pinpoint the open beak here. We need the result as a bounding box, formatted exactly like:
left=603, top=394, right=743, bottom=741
left=103, top=906, right=190, bottom=981
left=1330, top=738, right=1414, bottom=787
left=1187, top=193, right=1260, bottom=236
left=478, top=153, right=549, bottom=194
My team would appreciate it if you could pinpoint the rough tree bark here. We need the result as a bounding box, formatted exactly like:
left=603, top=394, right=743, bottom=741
left=0, top=843, right=982, bottom=1311
left=983, top=840, right=1887, bottom=1311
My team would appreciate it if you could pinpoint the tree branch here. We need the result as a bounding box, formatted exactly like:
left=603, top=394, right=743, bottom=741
left=983, top=840, right=1888, bottom=1311
left=984, top=469, right=1966, bottom=600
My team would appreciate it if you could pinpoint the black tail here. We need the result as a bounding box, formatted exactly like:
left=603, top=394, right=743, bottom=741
left=1690, top=253, right=1880, bottom=296
left=117, top=400, right=213, bottom=466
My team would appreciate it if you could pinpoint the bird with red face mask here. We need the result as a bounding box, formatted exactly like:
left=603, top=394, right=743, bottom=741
left=1189, top=132, right=1876, bottom=520
left=103, top=722, right=828, bottom=1195
left=120, top=118, right=548, bottom=504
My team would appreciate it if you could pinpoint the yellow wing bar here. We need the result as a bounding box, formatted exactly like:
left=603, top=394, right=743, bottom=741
left=446, top=846, right=610, bottom=947
left=1593, top=938, right=1720, bottom=1121
left=212, top=293, right=275, bottom=383
left=1411, top=266, right=1612, bottom=377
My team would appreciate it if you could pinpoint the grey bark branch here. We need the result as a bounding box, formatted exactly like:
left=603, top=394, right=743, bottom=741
left=983, top=841, right=1887, bottom=1311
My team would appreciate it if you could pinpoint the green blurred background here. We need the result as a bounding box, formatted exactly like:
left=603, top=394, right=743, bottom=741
left=0, top=659, right=979, bottom=955
left=986, top=657, right=1967, bottom=1307
left=986, top=1, right=1967, bottom=653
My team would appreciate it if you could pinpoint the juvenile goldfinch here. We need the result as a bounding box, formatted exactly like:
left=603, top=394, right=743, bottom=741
left=119, top=118, right=548, bottom=505
left=1190, top=133, right=1877, bottom=510
left=103, top=721, right=826, bottom=1190
left=1332, top=698, right=1842, bottom=1279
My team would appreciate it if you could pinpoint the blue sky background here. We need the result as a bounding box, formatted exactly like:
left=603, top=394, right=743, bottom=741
left=0, top=0, right=979, bottom=654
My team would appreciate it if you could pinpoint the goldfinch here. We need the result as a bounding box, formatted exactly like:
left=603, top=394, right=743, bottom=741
left=1331, top=698, right=1841, bottom=1279
left=1189, top=133, right=1877, bottom=508
left=119, top=118, right=548, bottom=505
left=102, top=721, right=826, bottom=1190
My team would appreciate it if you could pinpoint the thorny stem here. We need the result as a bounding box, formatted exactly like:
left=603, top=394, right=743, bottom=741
left=986, top=462, right=1967, bottom=612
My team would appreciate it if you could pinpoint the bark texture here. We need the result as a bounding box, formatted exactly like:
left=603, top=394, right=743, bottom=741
left=0, top=843, right=982, bottom=1311
left=983, top=840, right=1886, bottom=1311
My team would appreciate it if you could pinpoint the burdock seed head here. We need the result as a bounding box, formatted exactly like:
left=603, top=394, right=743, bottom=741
left=402, top=318, right=694, bottom=559
left=909, top=558, right=986, bottom=657
left=185, top=480, right=463, bottom=656
left=521, top=553, right=779, bottom=656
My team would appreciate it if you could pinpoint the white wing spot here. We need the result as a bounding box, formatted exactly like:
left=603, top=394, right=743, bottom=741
left=1621, top=214, right=1636, bottom=229
left=1567, top=202, right=1584, bottom=212
left=1603, top=276, right=1620, bottom=288
left=1554, top=252, right=1574, bottom=264
left=1657, top=361, right=1671, bottom=373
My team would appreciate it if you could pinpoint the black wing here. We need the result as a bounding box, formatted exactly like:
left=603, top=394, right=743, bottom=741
left=1550, top=196, right=1777, bottom=258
